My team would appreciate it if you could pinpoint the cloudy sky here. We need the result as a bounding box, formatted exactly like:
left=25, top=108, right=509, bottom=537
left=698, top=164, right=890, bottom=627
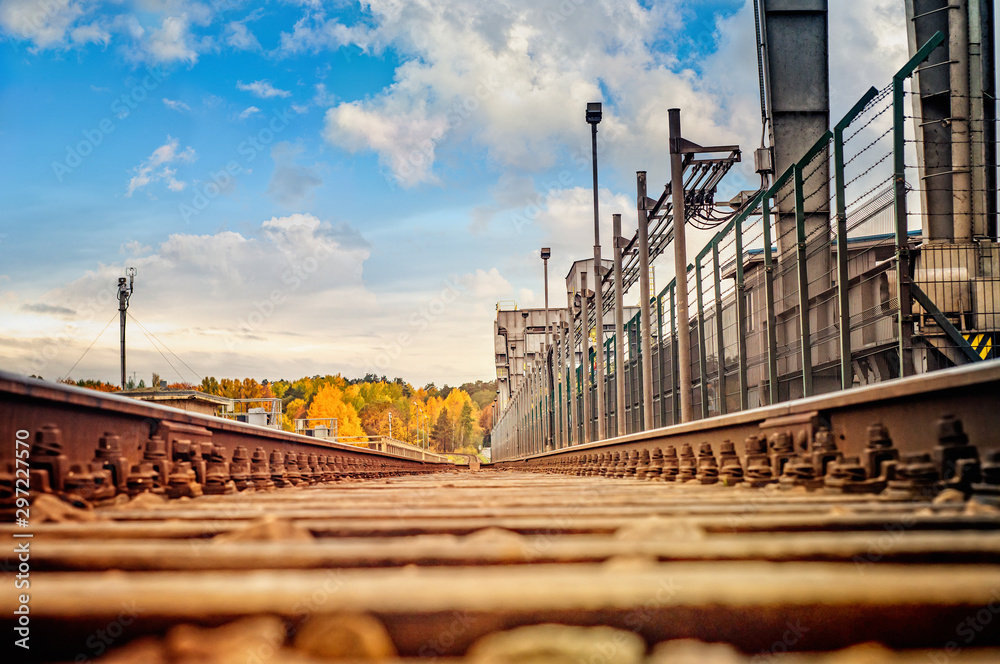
left=0, top=1, right=929, bottom=386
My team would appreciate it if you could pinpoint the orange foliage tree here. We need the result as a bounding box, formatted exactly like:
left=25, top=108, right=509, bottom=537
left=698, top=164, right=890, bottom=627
left=307, top=384, right=365, bottom=438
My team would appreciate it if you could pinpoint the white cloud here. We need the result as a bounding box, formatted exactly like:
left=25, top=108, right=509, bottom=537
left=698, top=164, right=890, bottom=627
left=0, top=213, right=501, bottom=384
left=237, top=105, right=261, bottom=120
left=162, top=97, right=191, bottom=112
left=324, top=99, right=448, bottom=187
left=224, top=20, right=259, bottom=51
left=125, top=136, right=196, bottom=197
left=70, top=21, right=108, bottom=45
left=313, top=0, right=721, bottom=187
left=145, top=14, right=197, bottom=64
left=237, top=79, right=291, bottom=99
left=0, top=0, right=85, bottom=48
left=278, top=13, right=375, bottom=55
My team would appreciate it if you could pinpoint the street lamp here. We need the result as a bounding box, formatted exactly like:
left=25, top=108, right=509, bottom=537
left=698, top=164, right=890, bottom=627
left=541, top=247, right=552, bottom=450
left=586, top=102, right=606, bottom=440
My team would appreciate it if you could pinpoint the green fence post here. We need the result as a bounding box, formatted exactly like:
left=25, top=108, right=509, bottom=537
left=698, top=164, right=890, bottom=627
left=670, top=282, right=679, bottom=425
left=712, top=240, right=727, bottom=415
left=696, top=255, right=708, bottom=419
left=761, top=193, right=780, bottom=405
left=833, top=88, right=879, bottom=390
left=735, top=211, right=749, bottom=411
left=793, top=163, right=814, bottom=397
left=892, top=33, right=944, bottom=377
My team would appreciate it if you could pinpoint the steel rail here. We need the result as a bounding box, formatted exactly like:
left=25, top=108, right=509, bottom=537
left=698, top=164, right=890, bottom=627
left=0, top=370, right=451, bottom=502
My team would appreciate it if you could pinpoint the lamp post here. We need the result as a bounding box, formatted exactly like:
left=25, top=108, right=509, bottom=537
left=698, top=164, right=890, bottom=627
left=586, top=102, right=606, bottom=441
left=541, top=247, right=552, bottom=450
left=118, top=267, right=136, bottom=390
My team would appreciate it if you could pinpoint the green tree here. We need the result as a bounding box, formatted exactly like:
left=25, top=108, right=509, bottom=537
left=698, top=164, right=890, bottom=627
left=431, top=409, right=453, bottom=452
left=457, top=401, right=474, bottom=447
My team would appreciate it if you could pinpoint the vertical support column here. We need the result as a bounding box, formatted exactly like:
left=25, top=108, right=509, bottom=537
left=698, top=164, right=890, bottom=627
left=670, top=283, right=680, bottom=425
left=656, top=291, right=666, bottom=426
left=762, top=194, right=780, bottom=405
left=735, top=213, right=750, bottom=410
left=950, top=0, right=973, bottom=240
left=593, top=267, right=606, bottom=441
left=894, top=67, right=915, bottom=378
left=637, top=174, right=655, bottom=430
left=580, top=272, right=591, bottom=444
left=567, top=289, right=578, bottom=446
left=613, top=215, right=626, bottom=437
left=794, top=164, right=814, bottom=397
left=696, top=256, right=709, bottom=419
left=667, top=109, right=694, bottom=423
left=712, top=241, right=727, bottom=416
left=834, top=119, right=853, bottom=390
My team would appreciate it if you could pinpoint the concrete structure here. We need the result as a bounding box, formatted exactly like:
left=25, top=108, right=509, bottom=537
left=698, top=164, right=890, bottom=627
left=121, top=389, right=232, bottom=418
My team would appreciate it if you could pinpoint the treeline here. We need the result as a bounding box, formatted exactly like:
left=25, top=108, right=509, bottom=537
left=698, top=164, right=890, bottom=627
left=62, top=374, right=496, bottom=454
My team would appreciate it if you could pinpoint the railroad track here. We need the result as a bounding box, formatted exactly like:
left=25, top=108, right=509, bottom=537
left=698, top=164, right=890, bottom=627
left=2, top=366, right=1000, bottom=662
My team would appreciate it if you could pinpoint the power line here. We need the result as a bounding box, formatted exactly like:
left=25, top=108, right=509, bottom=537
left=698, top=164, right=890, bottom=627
left=127, top=313, right=203, bottom=385
left=60, top=312, right=118, bottom=382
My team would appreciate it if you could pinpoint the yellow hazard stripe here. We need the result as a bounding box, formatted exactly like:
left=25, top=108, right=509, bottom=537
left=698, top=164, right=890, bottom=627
left=981, top=339, right=992, bottom=360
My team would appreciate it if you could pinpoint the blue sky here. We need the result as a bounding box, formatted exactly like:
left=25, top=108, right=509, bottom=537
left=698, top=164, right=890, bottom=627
left=0, top=1, right=924, bottom=386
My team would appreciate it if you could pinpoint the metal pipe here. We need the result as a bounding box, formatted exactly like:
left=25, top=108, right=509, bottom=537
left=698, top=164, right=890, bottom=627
left=592, top=265, right=606, bottom=440
left=762, top=194, right=780, bottom=405
left=697, top=257, right=708, bottom=419
left=734, top=214, right=749, bottom=410
left=794, top=164, right=814, bottom=397
left=834, top=120, right=853, bottom=390
left=667, top=108, right=694, bottom=423
left=613, top=214, right=626, bottom=437
left=567, top=288, right=578, bottom=446
left=580, top=271, right=591, bottom=444
left=542, top=250, right=553, bottom=450
left=712, top=241, right=727, bottom=416
left=590, top=130, right=607, bottom=441
left=636, top=174, right=655, bottom=430
left=950, top=0, right=973, bottom=240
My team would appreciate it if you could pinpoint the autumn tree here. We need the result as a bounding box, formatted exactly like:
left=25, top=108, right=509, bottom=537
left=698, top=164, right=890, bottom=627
left=307, top=384, right=365, bottom=438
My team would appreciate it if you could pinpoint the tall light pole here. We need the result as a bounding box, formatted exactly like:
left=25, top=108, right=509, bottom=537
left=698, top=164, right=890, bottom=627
left=668, top=109, right=694, bottom=423
left=579, top=271, right=591, bottom=444
left=118, top=267, right=136, bottom=390
left=612, top=214, right=626, bottom=436
left=541, top=247, right=552, bottom=450
left=586, top=102, right=607, bottom=441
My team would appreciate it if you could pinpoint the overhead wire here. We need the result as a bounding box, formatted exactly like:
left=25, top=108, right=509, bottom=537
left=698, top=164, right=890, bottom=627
left=60, top=312, right=119, bottom=382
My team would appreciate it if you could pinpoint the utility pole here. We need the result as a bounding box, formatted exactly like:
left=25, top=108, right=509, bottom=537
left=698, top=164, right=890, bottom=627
left=612, top=213, right=626, bottom=436
left=118, top=267, right=136, bottom=390
left=580, top=271, right=591, bottom=444
left=586, top=102, right=607, bottom=441
left=541, top=247, right=553, bottom=450
left=669, top=108, right=694, bottom=423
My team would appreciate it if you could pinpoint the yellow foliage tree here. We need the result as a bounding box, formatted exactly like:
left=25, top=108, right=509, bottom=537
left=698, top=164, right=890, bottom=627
left=307, top=384, right=365, bottom=439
